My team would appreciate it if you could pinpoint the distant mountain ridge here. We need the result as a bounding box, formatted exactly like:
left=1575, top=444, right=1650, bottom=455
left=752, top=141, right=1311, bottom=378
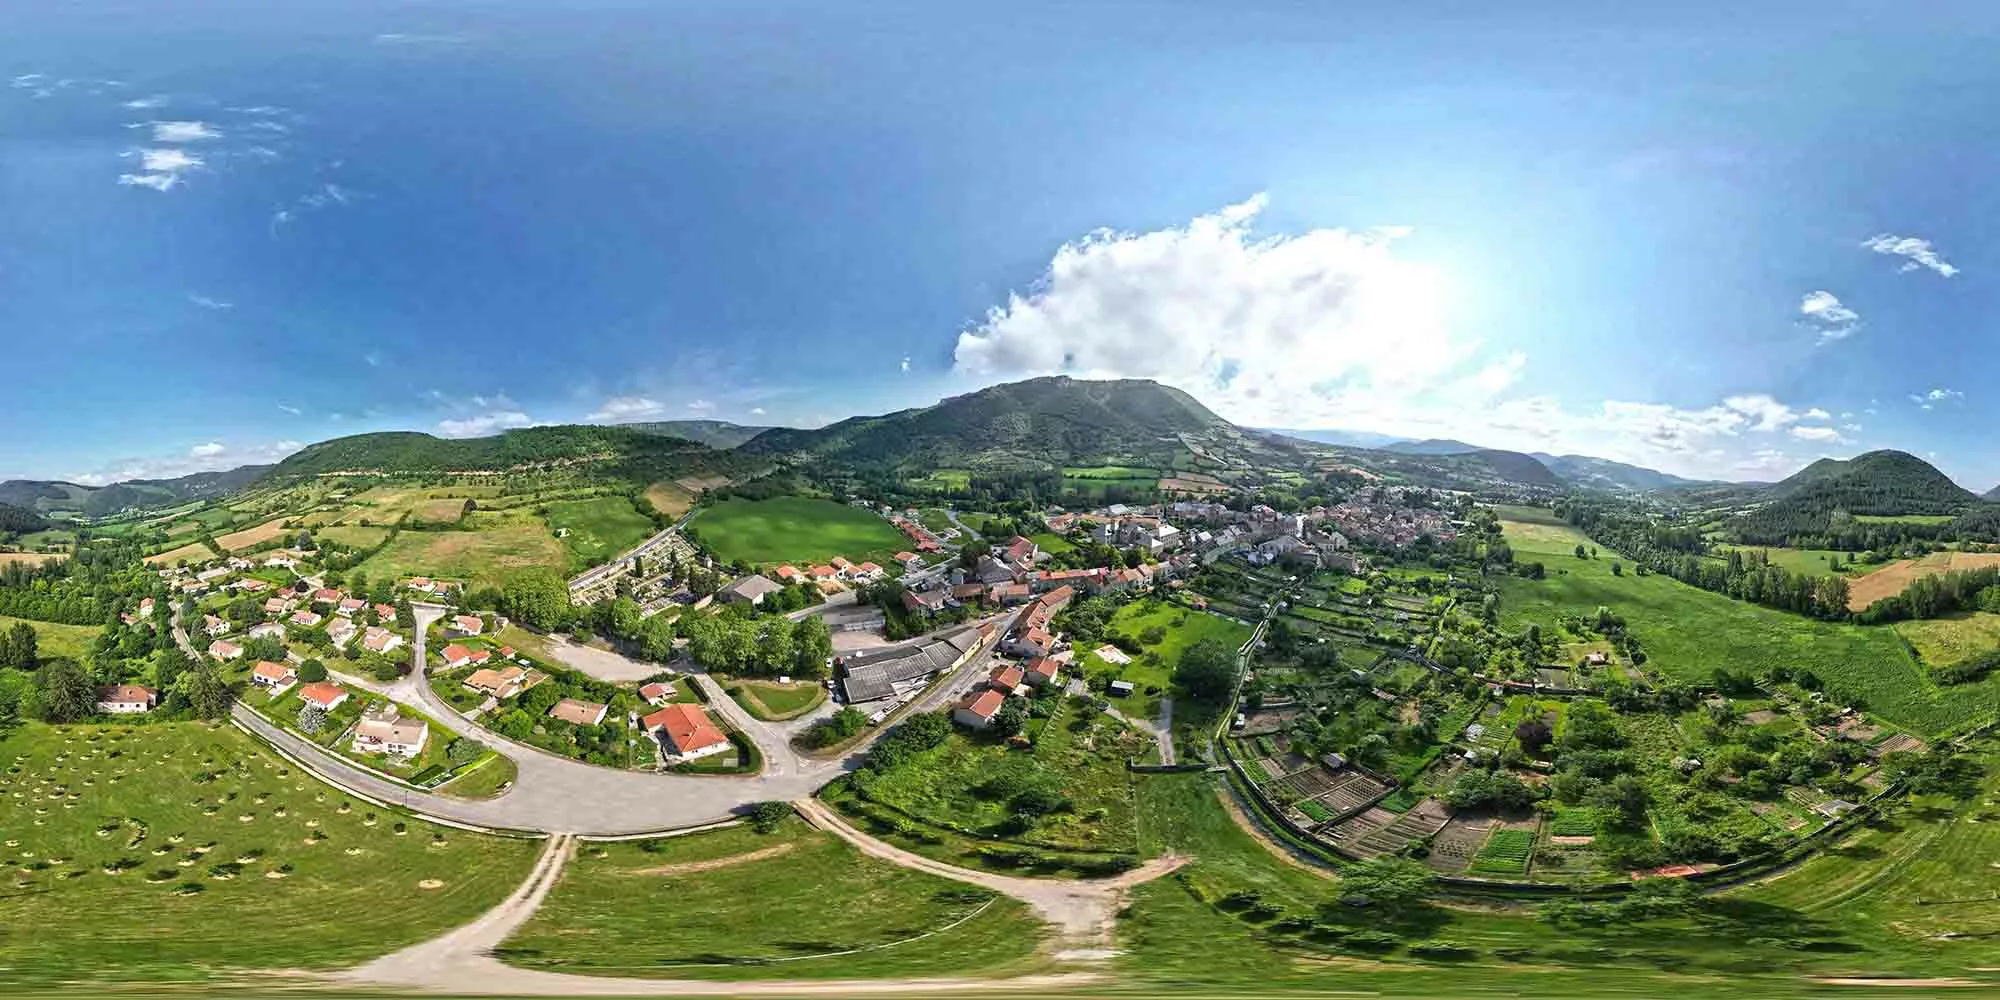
left=0, top=465, right=273, bottom=518
left=1532, top=453, right=1707, bottom=492
left=622, top=419, right=777, bottom=450
left=264, top=426, right=747, bottom=482
left=1383, top=438, right=1489, bottom=456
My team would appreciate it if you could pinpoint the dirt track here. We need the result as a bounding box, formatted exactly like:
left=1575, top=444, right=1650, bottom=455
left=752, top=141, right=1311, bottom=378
left=628, top=842, right=794, bottom=876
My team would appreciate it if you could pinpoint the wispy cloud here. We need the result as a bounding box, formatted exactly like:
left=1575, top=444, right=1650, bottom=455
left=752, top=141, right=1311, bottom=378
left=686, top=400, right=716, bottom=413
left=588, top=396, right=668, bottom=422
left=1910, top=387, right=1964, bottom=411
left=373, top=32, right=473, bottom=46
left=272, top=182, right=360, bottom=231
left=362, top=351, right=382, bottom=368
left=118, top=147, right=204, bottom=191
left=437, top=411, right=534, bottom=438
left=749, top=407, right=766, bottom=416
left=1798, top=290, right=1859, bottom=342
left=141, top=120, right=222, bottom=143
left=122, top=94, right=168, bottom=110
left=1862, top=233, right=1959, bottom=277
left=277, top=403, right=303, bottom=416
left=62, top=439, right=303, bottom=486
left=186, top=293, right=233, bottom=311
left=1790, top=426, right=1845, bottom=443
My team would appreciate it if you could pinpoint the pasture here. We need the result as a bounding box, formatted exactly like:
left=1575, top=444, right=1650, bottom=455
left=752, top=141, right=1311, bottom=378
left=144, top=540, right=216, bottom=566
left=689, top=496, right=907, bottom=567
left=500, top=816, right=1043, bottom=980
left=1894, top=612, right=2000, bottom=666
left=1075, top=600, right=1252, bottom=717
left=314, top=524, right=391, bottom=549
left=1846, top=551, right=2000, bottom=611
left=0, top=722, right=538, bottom=984
left=355, top=521, right=568, bottom=591
left=542, top=496, right=654, bottom=570
left=0, top=615, right=102, bottom=662
left=1711, top=545, right=1861, bottom=578
left=1497, top=519, right=1991, bottom=736
left=212, top=517, right=289, bottom=553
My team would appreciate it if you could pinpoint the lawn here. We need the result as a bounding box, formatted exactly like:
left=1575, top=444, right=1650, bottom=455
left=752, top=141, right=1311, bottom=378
left=0, top=614, right=101, bottom=662
left=728, top=679, right=827, bottom=721
left=499, top=816, right=1045, bottom=980
left=355, top=519, right=568, bottom=592
left=689, top=496, right=907, bottom=568
left=854, top=706, right=1150, bottom=854
left=1074, top=599, right=1251, bottom=718
left=542, top=496, right=655, bottom=572
left=0, top=722, right=540, bottom=984
left=1498, top=519, right=1997, bottom=736
left=1030, top=531, right=1076, bottom=555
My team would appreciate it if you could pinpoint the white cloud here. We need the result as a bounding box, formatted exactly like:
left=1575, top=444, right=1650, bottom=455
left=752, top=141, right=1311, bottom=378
left=686, top=399, right=716, bottom=413
left=1719, top=394, right=1799, bottom=432
left=953, top=193, right=1469, bottom=426
left=144, top=120, right=221, bottom=143
left=122, top=95, right=168, bottom=110
left=1803, top=407, right=1831, bottom=421
left=1791, top=426, right=1845, bottom=443
left=749, top=407, right=766, bottom=416
left=1798, top=290, right=1859, bottom=342
left=186, top=293, right=233, bottom=310
left=1841, top=423, right=1863, bottom=433
left=117, top=147, right=204, bottom=191
left=1910, top=387, right=1964, bottom=411
left=1862, top=233, right=1959, bottom=277
left=277, top=403, right=302, bottom=416
left=64, top=439, right=304, bottom=486
left=437, top=411, right=534, bottom=438
left=374, top=32, right=472, bottom=46
left=362, top=351, right=382, bottom=367
left=589, top=396, right=668, bottom=422
left=900, top=356, right=912, bottom=374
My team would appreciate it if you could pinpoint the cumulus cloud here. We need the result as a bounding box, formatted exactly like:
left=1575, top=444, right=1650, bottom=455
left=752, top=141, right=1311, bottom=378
left=750, top=407, right=766, bottom=416
left=953, top=193, right=1471, bottom=425
left=589, top=396, right=668, bottom=422
left=437, top=411, right=534, bottom=438
left=686, top=399, right=716, bottom=413
left=1910, top=387, right=1964, bottom=410
left=1862, top=233, right=1959, bottom=277
left=118, top=147, right=204, bottom=191
left=1791, top=426, right=1845, bottom=443
left=900, top=356, right=911, bottom=374
left=189, top=442, right=226, bottom=458
left=1803, top=407, right=1831, bottom=421
left=1798, top=290, right=1859, bottom=342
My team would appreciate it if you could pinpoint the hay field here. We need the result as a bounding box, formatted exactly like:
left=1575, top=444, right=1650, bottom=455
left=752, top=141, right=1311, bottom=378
left=1847, top=551, right=2000, bottom=611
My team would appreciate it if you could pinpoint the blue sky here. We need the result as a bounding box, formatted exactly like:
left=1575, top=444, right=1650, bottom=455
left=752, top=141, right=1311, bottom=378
left=4, top=0, right=1998, bottom=489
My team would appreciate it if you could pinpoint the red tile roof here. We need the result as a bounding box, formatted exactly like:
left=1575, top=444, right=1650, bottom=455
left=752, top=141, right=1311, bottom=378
left=299, top=682, right=347, bottom=708
left=643, top=702, right=730, bottom=755
left=957, top=689, right=1005, bottom=721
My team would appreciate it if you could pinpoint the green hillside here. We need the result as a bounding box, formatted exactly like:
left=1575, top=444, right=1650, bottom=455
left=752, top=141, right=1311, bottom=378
left=264, top=426, right=748, bottom=483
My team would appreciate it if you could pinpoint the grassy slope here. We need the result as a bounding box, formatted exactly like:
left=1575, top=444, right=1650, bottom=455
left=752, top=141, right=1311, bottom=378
left=355, top=517, right=567, bottom=591
left=499, top=817, right=1046, bottom=980
left=1120, top=770, right=2000, bottom=995
left=0, top=614, right=102, bottom=662
left=1498, top=519, right=1995, bottom=736
left=0, top=722, right=539, bottom=984
left=543, top=495, right=655, bottom=571
left=1894, top=612, right=2000, bottom=665
left=691, top=496, right=907, bottom=567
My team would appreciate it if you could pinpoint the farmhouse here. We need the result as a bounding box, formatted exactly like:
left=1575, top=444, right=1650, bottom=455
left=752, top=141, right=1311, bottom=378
left=208, top=640, right=243, bottom=661
left=548, top=698, right=608, bottom=726
left=352, top=711, right=429, bottom=757
left=299, top=682, right=350, bottom=712
left=95, top=684, right=157, bottom=714
left=718, top=574, right=784, bottom=606
left=251, top=660, right=298, bottom=692
left=642, top=702, right=731, bottom=761
left=952, top=689, right=1005, bottom=729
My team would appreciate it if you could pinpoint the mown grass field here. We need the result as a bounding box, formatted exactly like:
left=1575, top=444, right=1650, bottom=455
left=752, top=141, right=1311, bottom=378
left=144, top=540, right=215, bottom=566
left=499, top=816, right=1045, bottom=980
left=0, top=552, right=66, bottom=569
left=212, top=517, right=289, bottom=553
left=1498, top=519, right=1997, bottom=736
left=690, top=496, right=907, bottom=567
left=314, top=524, right=391, bottom=549
left=542, top=496, right=654, bottom=571
left=355, top=519, right=568, bottom=591
left=728, top=680, right=826, bottom=720
left=0, top=614, right=101, bottom=662
left=1118, top=769, right=2000, bottom=995
left=0, top=722, right=539, bottom=984
left=1894, top=612, right=2000, bottom=665
left=1711, top=544, right=1862, bottom=578
left=1029, top=530, right=1076, bottom=555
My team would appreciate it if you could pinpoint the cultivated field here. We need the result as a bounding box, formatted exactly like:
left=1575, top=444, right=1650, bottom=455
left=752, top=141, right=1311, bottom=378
left=355, top=521, right=567, bottom=591
left=500, top=816, right=1044, bottom=979
left=543, top=496, right=654, bottom=571
left=1498, top=519, right=1993, bottom=735
left=642, top=480, right=697, bottom=519
left=0, top=552, right=65, bottom=568
left=0, top=614, right=102, bottom=662
left=212, top=517, right=289, bottom=553
left=0, top=722, right=538, bottom=984
left=314, top=524, right=392, bottom=549
left=144, top=540, right=215, bottom=566
left=1846, top=551, right=2000, bottom=611
left=690, top=496, right=907, bottom=567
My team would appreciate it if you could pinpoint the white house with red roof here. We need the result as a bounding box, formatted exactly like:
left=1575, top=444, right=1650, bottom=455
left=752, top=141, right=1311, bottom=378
left=290, top=609, right=324, bottom=628
left=298, top=682, right=350, bottom=712
left=639, top=681, right=677, bottom=706
left=208, top=640, right=244, bottom=661
left=952, top=689, right=1005, bottom=729
left=642, top=702, right=732, bottom=761
left=337, top=597, right=367, bottom=618
left=362, top=627, right=404, bottom=654
left=251, top=660, right=298, bottom=693
left=440, top=643, right=489, bottom=669
left=451, top=615, right=485, bottom=635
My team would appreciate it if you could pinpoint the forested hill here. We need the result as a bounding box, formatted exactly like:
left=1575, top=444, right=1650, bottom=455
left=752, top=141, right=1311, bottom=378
left=623, top=419, right=777, bottom=450
left=1986, top=484, right=2000, bottom=502
left=1730, top=450, right=1981, bottom=546
left=0, top=503, right=51, bottom=534
left=1534, top=453, right=1705, bottom=492
left=263, top=426, right=748, bottom=481
left=0, top=464, right=271, bottom=518
left=738, top=376, right=1276, bottom=470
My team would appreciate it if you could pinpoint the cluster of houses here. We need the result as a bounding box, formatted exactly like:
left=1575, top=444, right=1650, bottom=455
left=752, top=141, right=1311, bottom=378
left=203, top=584, right=405, bottom=663
left=949, top=653, right=1066, bottom=729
